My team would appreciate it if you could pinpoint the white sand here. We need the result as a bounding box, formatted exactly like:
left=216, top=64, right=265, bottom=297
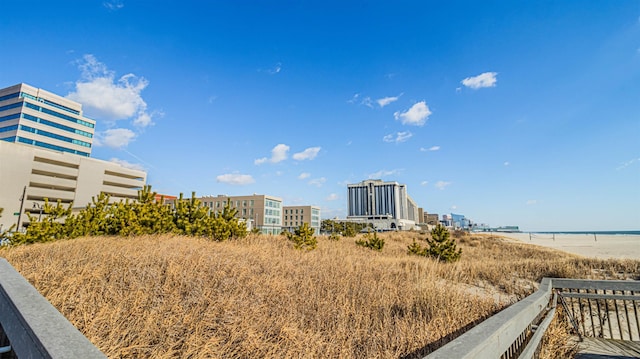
left=488, top=232, right=640, bottom=260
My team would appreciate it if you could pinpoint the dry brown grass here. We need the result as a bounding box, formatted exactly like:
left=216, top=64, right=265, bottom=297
left=1, top=232, right=637, bottom=358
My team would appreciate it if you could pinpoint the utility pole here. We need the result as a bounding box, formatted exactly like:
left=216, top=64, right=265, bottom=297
left=16, top=186, right=26, bottom=232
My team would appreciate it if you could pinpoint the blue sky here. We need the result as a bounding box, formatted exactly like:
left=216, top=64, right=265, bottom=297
left=1, top=1, right=638, bottom=231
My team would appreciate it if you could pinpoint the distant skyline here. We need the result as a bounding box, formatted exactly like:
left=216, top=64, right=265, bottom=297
left=1, top=1, right=638, bottom=231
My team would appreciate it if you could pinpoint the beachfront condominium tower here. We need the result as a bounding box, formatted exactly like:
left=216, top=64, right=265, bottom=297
left=0, top=83, right=95, bottom=157
left=347, top=179, right=418, bottom=230
left=0, top=83, right=146, bottom=232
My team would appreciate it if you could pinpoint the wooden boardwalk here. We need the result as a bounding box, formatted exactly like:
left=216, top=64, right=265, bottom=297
left=575, top=337, right=640, bottom=358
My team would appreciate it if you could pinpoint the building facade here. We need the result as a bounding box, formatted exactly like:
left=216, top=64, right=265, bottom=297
left=346, top=179, right=418, bottom=230
left=0, top=83, right=147, bottom=231
left=426, top=213, right=439, bottom=226
left=199, top=194, right=283, bottom=235
left=0, top=141, right=146, bottom=231
left=283, top=205, right=321, bottom=234
left=0, top=84, right=95, bottom=157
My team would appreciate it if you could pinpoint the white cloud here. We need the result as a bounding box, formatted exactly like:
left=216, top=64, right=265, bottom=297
left=308, top=177, right=326, bottom=187
left=420, top=181, right=428, bottom=186
left=103, top=0, right=124, bottom=11
left=216, top=173, right=255, bottom=185
left=96, top=128, right=136, bottom=148
left=326, top=193, right=339, bottom=201
left=616, top=157, right=640, bottom=170
left=109, top=158, right=144, bottom=171
left=267, top=62, right=282, bottom=74
left=255, top=144, right=290, bottom=165
left=394, top=101, right=431, bottom=126
left=435, top=181, right=451, bottom=190
left=377, top=94, right=402, bottom=107
left=368, top=169, right=401, bottom=179
left=461, top=72, right=498, bottom=89
left=383, top=131, right=412, bottom=143
left=298, top=172, right=311, bottom=179
left=293, top=147, right=321, bottom=161
left=133, top=112, right=152, bottom=127
left=429, top=146, right=440, bottom=151
left=504, top=161, right=510, bottom=166
left=347, top=93, right=375, bottom=108
left=67, top=55, right=154, bottom=128
left=450, top=205, right=457, bottom=210
left=526, top=200, right=538, bottom=205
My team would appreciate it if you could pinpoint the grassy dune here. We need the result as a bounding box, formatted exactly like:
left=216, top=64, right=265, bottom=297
left=1, top=232, right=638, bottom=358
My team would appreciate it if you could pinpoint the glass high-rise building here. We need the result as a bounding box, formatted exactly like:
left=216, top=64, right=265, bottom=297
left=0, top=84, right=146, bottom=232
left=0, top=83, right=95, bottom=157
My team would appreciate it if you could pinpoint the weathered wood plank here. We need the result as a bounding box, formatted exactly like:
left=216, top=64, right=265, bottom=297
left=575, top=337, right=640, bottom=359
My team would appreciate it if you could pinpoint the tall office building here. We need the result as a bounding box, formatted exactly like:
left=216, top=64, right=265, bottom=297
left=0, top=84, right=146, bottom=231
left=0, top=84, right=95, bottom=156
left=347, top=179, right=418, bottom=230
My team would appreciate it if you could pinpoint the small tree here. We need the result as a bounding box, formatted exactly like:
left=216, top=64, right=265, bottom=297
left=425, top=224, right=461, bottom=262
left=355, top=230, right=384, bottom=251
left=407, top=239, right=425, bottom=256
left=285, top=222, right=317, bottom=250
left=0, top=208, right=15, bottom=244
left=11, top=199, right=72, bottom=245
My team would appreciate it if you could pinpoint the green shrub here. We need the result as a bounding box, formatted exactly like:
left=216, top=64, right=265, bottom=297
left=425, top=224, right=461, bottom=262
left=328, top=232, right=341, bottom=241
left=407, top=239, right=426, bottom=256
left=285, top=223, right=317, bottom=250
left=355, top=230, right=384, bottom=251
left=9, top=186, right=248, bottom=245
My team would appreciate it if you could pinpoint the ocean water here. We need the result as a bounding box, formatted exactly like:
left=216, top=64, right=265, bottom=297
left=531, top=230, right=640, bottom=236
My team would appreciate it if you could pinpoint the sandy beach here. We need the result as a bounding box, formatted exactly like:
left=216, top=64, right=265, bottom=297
left=489, top=232, right=640, bottom=260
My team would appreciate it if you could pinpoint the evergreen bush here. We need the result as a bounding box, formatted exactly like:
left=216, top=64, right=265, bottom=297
left=284, top=223, right=317, bottom=250
left=425, top=224, right=462, bottom=262
left=355, top=230, right=384, bottom=251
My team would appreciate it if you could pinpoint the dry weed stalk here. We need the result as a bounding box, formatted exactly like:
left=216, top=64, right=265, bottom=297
left=0, top=232, right=637, bottom=358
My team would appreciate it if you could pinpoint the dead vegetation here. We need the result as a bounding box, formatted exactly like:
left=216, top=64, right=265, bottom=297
left=1, top=232, right=637, bottom=358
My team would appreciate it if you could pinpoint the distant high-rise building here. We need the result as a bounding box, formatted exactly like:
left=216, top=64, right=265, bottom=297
left=346, top=179, right=418, bottom=230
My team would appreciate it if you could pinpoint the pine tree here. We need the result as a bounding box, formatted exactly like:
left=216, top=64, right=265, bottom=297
left=425, top=224, right=462, bottom=262
left=285, top=222, right=317, bottom=250
left=355, top=230, right=384, bottom=251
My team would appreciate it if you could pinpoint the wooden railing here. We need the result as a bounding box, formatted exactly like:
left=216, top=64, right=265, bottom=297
left=553, top=278, right=640, bottom=341
left=0, top=258, right=106, bottom=359
left=425, top=278, right=640, bottom=359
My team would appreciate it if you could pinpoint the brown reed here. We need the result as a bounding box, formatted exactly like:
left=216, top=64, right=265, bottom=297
left=0, top=232, right=637, bottom=358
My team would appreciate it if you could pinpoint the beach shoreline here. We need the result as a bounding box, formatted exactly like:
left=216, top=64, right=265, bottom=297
left=483, top=232, right=640, bottom=260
